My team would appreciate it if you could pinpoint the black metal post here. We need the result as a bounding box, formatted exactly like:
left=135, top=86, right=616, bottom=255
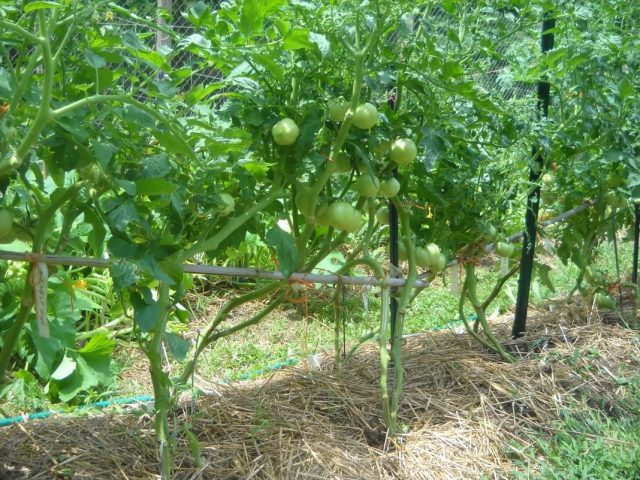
left=633, top=203, right=639, bottom=285
left=512, top=16, right=556, bottom=338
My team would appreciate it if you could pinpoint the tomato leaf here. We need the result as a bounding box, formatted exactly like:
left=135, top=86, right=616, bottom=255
left=165, top=332, right=190, bottom=362
left=535, top=262, right=555, bottom=293
left=24, top=1, right=62, bottom=13
left=283, top=29, right=314, bottom=51
left=265, top=226, right=299, bottom=278
left=135, top=178, right=177, bottom=196
left=50, top=353, right=77, bottom=380
left=111, top=260, right=140, bottom=290
left=131, top=291, right=162, bottom=332
left=137, top=256, right=176, bottom=285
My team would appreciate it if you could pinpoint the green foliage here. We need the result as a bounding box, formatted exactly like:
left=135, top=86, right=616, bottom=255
left=0, top=0, right=639, bottom=475
left=513, top=402, right=640, bottom=480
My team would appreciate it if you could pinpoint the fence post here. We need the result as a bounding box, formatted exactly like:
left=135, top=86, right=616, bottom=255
left=157, top=0, right=173, bottom=51
left=512, top=15, right=556, bottom=338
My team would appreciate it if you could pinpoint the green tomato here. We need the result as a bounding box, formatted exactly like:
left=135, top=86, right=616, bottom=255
left=584, top=265, right=602, bottom=286
left=294, top=183, right=315, bottom=219
left=334, top=152, right=352, bottom=173
left=1, top=125, right=17, bottom=141
left=541, top=173, right=555, bottom=186
left=607, top=173, right=626, bottom=189
left=606, top=191, right=626, bottom=209
left=424, top=243, right=442, bottom=267
left=78, top=164, right=103, bottom=185
left=355, top=175, right=380, bottom=197
left=431, top=252, right=447, bottom=273
left=495, top=241, right=515, bottom=258
left=372, top=140, right=391, bottom=156
left=379, top=178, right=400, bottom=198
left=0, top=228, right=16, bottom=244
left=326, top=201, right=362, bottom=233
left=218, top=193, right=235, bottom=216
left=398, top=242, right=408, bottom=262
left=595, top=292, right=617, bottom=310
left=415, top=247, right=430, bottom=269
left=389, top=138, right=417, bottom=166
left=15, top=229, right=32, bottom=243
left=375, top=206, right=390, bottom=225
left=0, top=209, right=14, bottom=238
left=328, top=98, right=348, bottom=122
left=352, top=103, right=378, bottom=129
left=485, top=225, right=497, bottom=240
left=315, top=203, right=331, bottom=227
left=272, top=118, right=299, bottom=146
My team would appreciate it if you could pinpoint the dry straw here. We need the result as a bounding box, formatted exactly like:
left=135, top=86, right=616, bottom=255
left=1, top=299, right=638, bottom=479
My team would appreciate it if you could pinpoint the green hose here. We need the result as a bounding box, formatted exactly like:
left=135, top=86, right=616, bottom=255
left=0, top=358, right=300, bottom=428
left=0, top=395, right=153, bottom=427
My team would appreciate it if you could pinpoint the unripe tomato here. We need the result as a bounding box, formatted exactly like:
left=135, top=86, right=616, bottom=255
left=398, top=242, right=408, bottom=262
left=218, top=193, right=235, bottom=216
left=327, top=98, right=348, bottom=122
left=595, top=292, right=616, bottom=310
left=424, top=243, right=441, bottom=266
left=326, top=201, right=362, bottom=233
left=431, top=252, right=447, bottom=273
left=541, top=173, right=555, bottom=186
left=484, top=225, right=497, bottom=240
left=372, top=140, right=391, bottom=156
left=415, top=247, right=430, bottom=269
left=295, top=184, right=315, bottom=219
left=607, top=173, right=626, bottom=188
left=606, top=191, right=626, bottom=209
left=1, top=125, right=17, bottom=141
left=375, top=206, right=390, bottom=225
left=584, top=265, right=602, bottom=286
left=0, top=209, right=13, bottom=238
left=495, top=242, right=515, bottom=258
left=272, top=118, right=299, bottom=146
left=355, top=175, right=380, bottom=197
left=389, top=138, right=417, bottom=166
left=334, top=152, right=352, bottom=172
left=352, top=103, right=378, bottom=129
left=0, top=228, right=16, bottom=244
left=379, top=178, right=400, bottom=198
left=315, top=203, right=331, bottom=227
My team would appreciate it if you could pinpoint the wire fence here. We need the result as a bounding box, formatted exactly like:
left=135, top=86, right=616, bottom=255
left=3, top=2, right=539, bottom=102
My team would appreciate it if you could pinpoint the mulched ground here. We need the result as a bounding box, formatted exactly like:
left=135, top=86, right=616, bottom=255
left=1, top=299, right=638, bottom=479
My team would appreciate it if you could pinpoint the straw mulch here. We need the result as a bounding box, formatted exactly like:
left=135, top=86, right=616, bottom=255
left=1, top=300, right=639, bottom=479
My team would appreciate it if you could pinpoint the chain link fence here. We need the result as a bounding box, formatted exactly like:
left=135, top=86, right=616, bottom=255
left=3, top=2, right=539, bottom=103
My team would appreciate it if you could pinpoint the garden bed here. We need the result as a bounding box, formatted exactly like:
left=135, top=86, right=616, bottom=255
left=1, top=302, right=638, bottom=479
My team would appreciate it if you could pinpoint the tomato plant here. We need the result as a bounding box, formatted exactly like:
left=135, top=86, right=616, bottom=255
left=0, top=1, right=638, bottom=478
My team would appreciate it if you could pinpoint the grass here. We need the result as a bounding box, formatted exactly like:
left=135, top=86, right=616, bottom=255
left=188, top=239, right=634, bottom=384
left=512, top=382, right=640, bottom=480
